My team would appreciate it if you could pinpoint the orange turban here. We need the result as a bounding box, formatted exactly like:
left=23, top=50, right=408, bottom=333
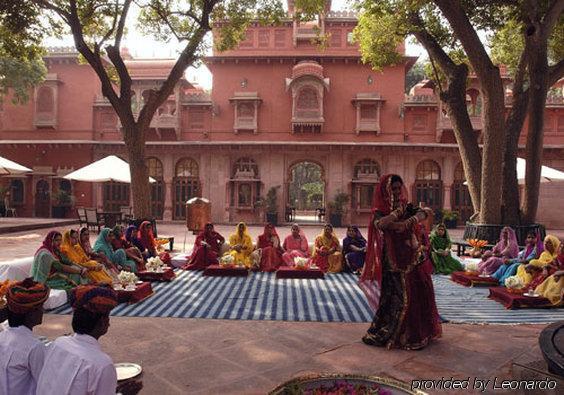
left=69, top=285, right=118, bottom=314
left=7, top=278, right=49, bottom=314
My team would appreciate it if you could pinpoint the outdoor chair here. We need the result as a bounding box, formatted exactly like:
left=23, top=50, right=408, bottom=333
left=119, top=206, right=133, bottom=225
left=316, top=207, right=326, bottom=222
left=76, top=207, right=87, bottom=227
left=85, top=208, right=104, bottom=233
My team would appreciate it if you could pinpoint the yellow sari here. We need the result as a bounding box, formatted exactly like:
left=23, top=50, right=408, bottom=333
left=225, top=222, right=254, bottom=268
left=311, top=230, right=343, bottom=273
left=61, top=230, right=113, bottom=284
left=516, top=235, right=560, bottom=285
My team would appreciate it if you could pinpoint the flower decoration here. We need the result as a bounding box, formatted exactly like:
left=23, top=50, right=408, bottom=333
left=220, top=254, right=235, bottom=267
left=146, top=256, right=165, bottom=272
left=117, top=271, right=138, bottom=286
left=465, top=261, right=479, bottom=273
left=301, top=380, right=393, bottom=395
left=468, top=239, right=488, bottom=248
left=0, top=280, right=17, bottom=308
left=294, top=257, right=309, bottom=270
left=505, top=275, right=524, bottom=290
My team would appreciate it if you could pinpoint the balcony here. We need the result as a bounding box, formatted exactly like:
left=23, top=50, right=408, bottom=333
left=404, top=94, right=438, bottom=106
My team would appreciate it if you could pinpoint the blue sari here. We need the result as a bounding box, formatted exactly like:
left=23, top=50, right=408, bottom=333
left=93, top=228, right=137, bottom=272
left=342, top=226, right=366, bottom=272
left=492, top=244, right=541, bottom=285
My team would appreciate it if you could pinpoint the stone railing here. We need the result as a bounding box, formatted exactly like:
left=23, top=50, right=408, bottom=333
left=327, top=10, right=358, bottom=19
left=404, top=94, right=438, bottom=104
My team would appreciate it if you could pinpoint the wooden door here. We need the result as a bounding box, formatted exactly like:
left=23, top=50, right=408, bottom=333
left=34, top=179, right=51, bottom=217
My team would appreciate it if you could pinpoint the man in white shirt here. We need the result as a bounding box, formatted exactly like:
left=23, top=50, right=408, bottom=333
left=0, top=278, right=49, bottom=394
left=37, top=285, right=142, bottom=395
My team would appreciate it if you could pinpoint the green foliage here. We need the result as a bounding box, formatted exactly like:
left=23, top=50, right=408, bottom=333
left=442, top=209, right=458, bottom=221
left=490, top=20, right=524, bottom=75
left=329, top=191, right=350, bottom=215
left=405, top=60, right=428, bottom=93
left=265, top=185, right=280, bottom=214
left=53, top=189, right=74, bottom=206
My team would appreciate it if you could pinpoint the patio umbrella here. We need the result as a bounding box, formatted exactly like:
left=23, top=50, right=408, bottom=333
left=64, top=155, right=156, bottom=183
left=464, top=157, right=564, bottom=185
left=0, top=156, right=32, bottom=175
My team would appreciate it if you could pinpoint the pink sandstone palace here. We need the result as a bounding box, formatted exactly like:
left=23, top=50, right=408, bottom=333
left=1, top=1, right=563, bottom=228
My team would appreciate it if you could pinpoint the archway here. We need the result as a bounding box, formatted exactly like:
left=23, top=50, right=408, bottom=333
left=287, top=161, right=325, bottom=223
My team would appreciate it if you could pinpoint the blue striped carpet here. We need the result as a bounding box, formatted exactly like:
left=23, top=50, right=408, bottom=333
left=51, top=271, right=564, bottom=324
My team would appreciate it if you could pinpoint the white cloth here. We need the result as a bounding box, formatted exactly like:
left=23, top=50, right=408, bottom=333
left=37, top=334, right=117, bottom=395
left=0, top=325, right=46, bottom=395
left=0, top=257, right=34, bottom=281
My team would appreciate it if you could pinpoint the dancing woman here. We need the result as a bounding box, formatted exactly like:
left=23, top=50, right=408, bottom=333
left=361, top=174, right=441, bottom=350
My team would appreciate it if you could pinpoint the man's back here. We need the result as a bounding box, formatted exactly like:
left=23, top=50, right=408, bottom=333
left=0, top=325, right=45, bottom=395
left=37, top=333, right=116, bottom=395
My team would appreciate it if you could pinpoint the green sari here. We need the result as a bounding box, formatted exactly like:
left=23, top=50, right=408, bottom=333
left=429, top=225, right=464, bottom=274
left=93, top=228, right=137, bottom=272
left=31, top=249, right=88, bottom=291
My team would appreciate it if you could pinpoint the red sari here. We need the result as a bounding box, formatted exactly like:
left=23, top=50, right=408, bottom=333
left=257, top=225, right=283, bottom=272
left=361, top=174, right=441, bottom=350
left=184, top=224, right=225, bottom=270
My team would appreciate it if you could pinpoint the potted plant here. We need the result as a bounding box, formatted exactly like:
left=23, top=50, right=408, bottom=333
left=52, top=189, right=74, bottom=218
left=328, top=191, right=350, bottom=227
left=265, top=186, right=280, bottom=225
left=442, top=209, right=459, bottom=229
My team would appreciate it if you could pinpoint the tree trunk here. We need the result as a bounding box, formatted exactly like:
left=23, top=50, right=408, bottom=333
left=439, top=64, right=482, bottom=214
left=502, top=75, right=529, bottom=225
left=122, top=124, right=151, bottom=218
left=478, top=71, right=506, bottom=224
left=522, top=42, right=549, bottom=224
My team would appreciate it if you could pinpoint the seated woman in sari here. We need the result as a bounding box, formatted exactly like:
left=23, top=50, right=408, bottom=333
left=184, top=223, right=225, bottom=270
left=361, top=174, right=441, bottom=350
left=342, top=226, right=366, bottom=273
left=535, top=241, right=564, bottom=306
left=478, top=227, right=519, bottom=275
left=224, top=222, right=253, bottom=268
left=111, top=225, right=144, bottom=269
left=429, top=224, right=463, bottom=274
left=125, top=225, right=145, bottom=254
left=93, top=228, right=138, bottom=273
left=515, top=235, right=560, bottom=286
left=492, top=231, right=542, bottom=285
left=253, top=223, right=283, bottom=272
left=282, top=224, right=310, bottom=266
left=311, top=224, right=343, bottom=273
left=137, top=221, right=158, bottom=259
left=78, top=227, right=110, bottom=266
left=60, top=229, right=113, bottom=284
left=31, top=231, right=90, bottom=291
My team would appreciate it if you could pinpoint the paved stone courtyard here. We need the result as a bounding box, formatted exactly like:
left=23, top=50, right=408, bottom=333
left=1, top=219, right=561, bottom=394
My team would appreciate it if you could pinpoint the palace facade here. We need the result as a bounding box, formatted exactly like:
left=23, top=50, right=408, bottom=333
left=1, top=1, right=563, bottom=227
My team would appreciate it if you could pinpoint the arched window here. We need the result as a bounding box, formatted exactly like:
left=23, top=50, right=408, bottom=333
left=176, top=158, right=199, bottom=178
left=296, top=86, right=319, bottom=110
left=37, top=87, right=54, bottom=113
left=466, top=89, right=482, bottom=117
left=10, top=179, right=24, bottom=205
left=146, top=157, right=164, bottom=219
left=147, top=157, right=164, bottom=178
left=238, top=183, right=252, bottom=207
left=233, top=157, right=258, bottom=178
left=416, top=160, right=441, bottom=180
left=414, top=160, right=443, bottom=211
left=173, top=158, right=200, bottom=219
left=354, top=159, right=381, bottom=179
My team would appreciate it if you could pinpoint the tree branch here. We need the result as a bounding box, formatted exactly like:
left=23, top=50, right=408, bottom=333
left=541, top=0, right=564, bottom=38
left=32, top=0, right=71, bottom=23
left=114, top=0, right=132, bottom=48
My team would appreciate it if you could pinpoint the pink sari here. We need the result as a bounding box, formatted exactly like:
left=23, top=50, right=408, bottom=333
left=478, top=227, right=519, bottom=274
left=282, top=232, right=310, bottom=266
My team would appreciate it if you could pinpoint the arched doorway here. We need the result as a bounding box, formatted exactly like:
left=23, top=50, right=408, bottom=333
left=173, top=158, right=200, bottom=220
left=35, top=179, right=51, bottom=218
left=413, top=160, right=443, bottom=212
left=451, top=162, right=473, bottom=223
left=147, top=157, right=164, bottom=219
left=287, top=161, right=325, bottom=222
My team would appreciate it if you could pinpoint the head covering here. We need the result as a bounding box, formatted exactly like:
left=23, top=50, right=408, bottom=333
left=544, top=235, right=561, bottom=256
left=6, top=278, right=49, bottom=314
left=93, top=228, right=114, bottom=258
left=35, top=231, right=62, bottom=258
left=78, top=227, right=93, bottom=254
left=138, top=221, right=156, bottom=252
left=258, top=223, right=280, bottom=248
left=61, top=229, right=90, bottom=264
left=494, top=227, right=519, bottom=258
left=112, top=225, right=123, bottom=238
left=316, top=224, right=340, bottom=247
left=69, top=285, right=118, bottom=314
left=231, top=222, right=250, bottom=242
left=361, top=174, right=408, bottom=311
left=125, top=225, right=138, bottom=242
left=343, top=225, right=367, bottom=253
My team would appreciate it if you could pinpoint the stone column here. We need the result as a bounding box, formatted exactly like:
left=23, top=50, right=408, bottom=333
left=96, top=183, right=103, bottom=211
left=442, top=155, right=455, bottom=210
left=163, top=155, right=174, bottom=221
